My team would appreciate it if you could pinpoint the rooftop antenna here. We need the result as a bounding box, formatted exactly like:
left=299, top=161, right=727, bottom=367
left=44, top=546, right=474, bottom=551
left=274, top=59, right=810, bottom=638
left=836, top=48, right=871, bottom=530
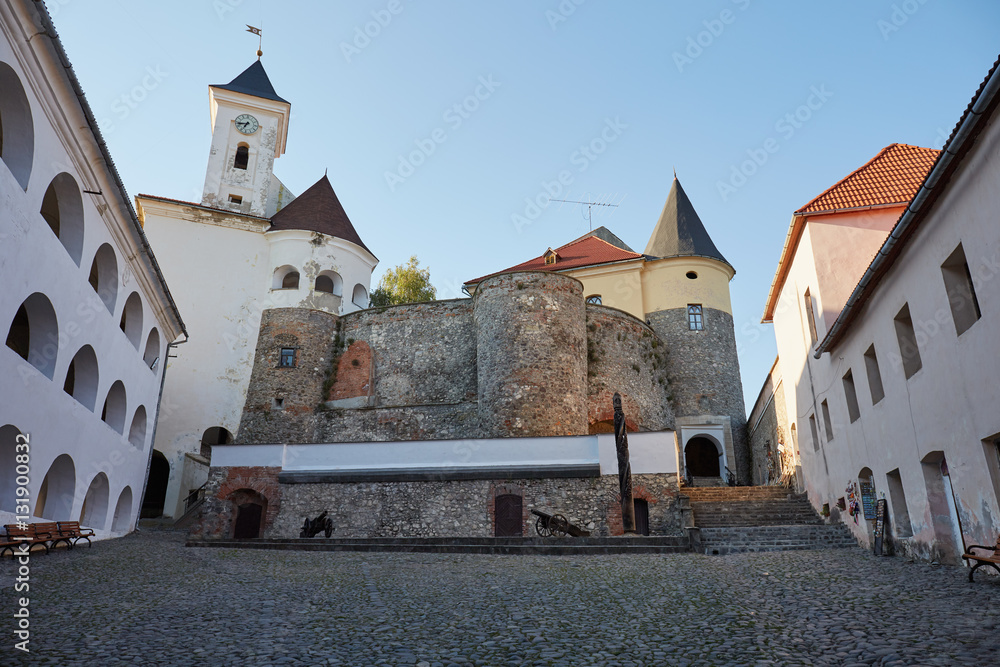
left=550, top=196, right=624, bottom=231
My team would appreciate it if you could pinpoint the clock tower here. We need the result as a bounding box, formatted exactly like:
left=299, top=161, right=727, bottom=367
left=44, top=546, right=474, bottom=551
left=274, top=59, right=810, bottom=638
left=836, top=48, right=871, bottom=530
left=201, top=60, right=292, bottom=217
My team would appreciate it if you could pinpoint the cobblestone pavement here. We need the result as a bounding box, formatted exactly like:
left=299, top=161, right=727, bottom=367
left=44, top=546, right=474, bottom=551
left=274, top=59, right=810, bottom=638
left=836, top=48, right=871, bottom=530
left=2, top=529, right=998, bottom=666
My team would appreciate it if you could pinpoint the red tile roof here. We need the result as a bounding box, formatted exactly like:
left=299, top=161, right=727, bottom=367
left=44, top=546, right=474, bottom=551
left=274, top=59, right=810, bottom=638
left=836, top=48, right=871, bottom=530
left=796, top=143, right=939, bottom=215
left=465, top=235, right=643, bottom=286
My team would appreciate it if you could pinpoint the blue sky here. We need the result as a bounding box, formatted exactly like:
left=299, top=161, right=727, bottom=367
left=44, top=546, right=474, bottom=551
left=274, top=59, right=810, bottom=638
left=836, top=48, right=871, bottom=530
left=50, top=0, right=1000, bottom=413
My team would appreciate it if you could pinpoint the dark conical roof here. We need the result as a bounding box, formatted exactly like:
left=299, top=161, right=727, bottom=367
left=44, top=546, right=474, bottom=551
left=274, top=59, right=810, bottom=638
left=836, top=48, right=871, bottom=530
left=644, top=177, right=730, bottom=267
left=268, top=176, right=374, bottom=257
left=212, top=60, right=288, bottom=104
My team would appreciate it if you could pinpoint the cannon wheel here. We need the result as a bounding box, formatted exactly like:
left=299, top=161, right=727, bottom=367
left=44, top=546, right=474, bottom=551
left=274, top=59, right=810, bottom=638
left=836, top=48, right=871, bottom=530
left=535, top=515, right=552, bottom=537
left=324, top=519, right=334, bottom=538
left=550, top=514, right=569, bottom=537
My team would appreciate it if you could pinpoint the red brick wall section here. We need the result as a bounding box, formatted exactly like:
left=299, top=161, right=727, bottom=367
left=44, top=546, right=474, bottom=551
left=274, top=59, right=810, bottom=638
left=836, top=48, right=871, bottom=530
left=329, top=340, right=373, bottom=401
left=607, top=484, right=659, bottom=536
left=216, top=466, right=282, bottom=536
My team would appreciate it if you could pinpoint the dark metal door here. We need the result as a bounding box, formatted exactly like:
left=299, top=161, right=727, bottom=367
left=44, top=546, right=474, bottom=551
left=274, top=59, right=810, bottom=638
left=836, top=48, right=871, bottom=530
left=634, top=499, right=650, bottom=536
left=494, top=494, right=523, bottom=537
left=234, top=502, right=263, bottom=539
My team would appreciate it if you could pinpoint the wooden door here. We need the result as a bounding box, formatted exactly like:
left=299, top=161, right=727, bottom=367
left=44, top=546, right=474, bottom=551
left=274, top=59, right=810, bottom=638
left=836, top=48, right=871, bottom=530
left=234, top=502, right=263, bottom=539
left=494, top=494, right=523, bottom=537
left=634, top=499, right=650, bottom=536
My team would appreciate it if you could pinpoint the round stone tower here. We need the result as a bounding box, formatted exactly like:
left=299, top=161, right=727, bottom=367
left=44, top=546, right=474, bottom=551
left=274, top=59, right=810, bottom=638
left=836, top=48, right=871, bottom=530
left=473, top=271, right=588, bottom=438
left=642, top=177, right=750, bottom=483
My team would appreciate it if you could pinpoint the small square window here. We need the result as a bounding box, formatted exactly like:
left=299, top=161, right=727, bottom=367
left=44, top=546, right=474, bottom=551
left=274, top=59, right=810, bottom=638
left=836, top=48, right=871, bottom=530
left=229, top=194, right=243, bottom=205
left=687, top=305, right=704, bottom=331
left=272, top=398, right=284, bottom=410
left=279, top=348, right=296, bottom=368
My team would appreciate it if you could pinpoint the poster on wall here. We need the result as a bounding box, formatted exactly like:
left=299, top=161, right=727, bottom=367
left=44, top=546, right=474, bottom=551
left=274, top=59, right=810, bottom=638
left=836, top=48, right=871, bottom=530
left=860, top=480, right=877, bottom=520
left=873, top=498, right=889, bottom=556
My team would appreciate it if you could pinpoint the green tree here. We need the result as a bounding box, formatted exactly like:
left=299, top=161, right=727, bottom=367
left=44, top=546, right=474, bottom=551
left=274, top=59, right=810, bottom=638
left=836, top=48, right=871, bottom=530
left=369, top=255, right=437, bottom=307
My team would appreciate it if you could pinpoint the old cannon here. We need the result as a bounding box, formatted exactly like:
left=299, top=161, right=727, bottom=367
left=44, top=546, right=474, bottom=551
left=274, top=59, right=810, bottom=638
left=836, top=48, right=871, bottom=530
left=300, top=511, right=334, bottom=538
left=531, top=509, right=591, bottom=538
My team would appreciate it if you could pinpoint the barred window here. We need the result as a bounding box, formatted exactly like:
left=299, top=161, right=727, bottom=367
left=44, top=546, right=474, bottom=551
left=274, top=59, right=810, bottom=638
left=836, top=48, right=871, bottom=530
left=687, top=304, right=704, bottom=331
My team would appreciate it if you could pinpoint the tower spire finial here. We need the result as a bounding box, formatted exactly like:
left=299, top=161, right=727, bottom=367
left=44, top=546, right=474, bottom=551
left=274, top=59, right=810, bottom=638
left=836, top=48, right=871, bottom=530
left=247, top=24, right=262, bottom=59
left=673, top=166, right=677, bottom=180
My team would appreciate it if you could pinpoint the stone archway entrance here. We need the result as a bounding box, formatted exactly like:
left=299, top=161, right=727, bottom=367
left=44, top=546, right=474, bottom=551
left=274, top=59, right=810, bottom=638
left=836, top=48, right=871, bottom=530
left=230, top=488, right=267, bottom=539
left=685, top=437, right=720, bottom=477
left=234, top=503, right=263, bottom=539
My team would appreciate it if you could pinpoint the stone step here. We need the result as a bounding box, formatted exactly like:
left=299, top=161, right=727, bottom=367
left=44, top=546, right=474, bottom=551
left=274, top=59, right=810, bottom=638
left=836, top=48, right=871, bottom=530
left=698, top=525, right=858, bottom=555
left=186, top=536, right=693, bottom=555
left=682, top=487, right=796, bottom=501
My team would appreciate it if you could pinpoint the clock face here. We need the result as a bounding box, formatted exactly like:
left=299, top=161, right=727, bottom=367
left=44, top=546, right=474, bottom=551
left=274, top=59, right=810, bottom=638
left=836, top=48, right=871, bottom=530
left=234, top=113, right=259, bottom=135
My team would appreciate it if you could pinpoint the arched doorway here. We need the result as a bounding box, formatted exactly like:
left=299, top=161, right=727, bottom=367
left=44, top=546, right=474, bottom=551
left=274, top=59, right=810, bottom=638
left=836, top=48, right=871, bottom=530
left=230, top=489, right=267, bottom=539
left=685, top=437, right=720, bottom=477
left=141, top=451, right=169, bottom=518
left=200, top=426, right=233, bottom=463
left=634, top=499, right=650, bottom=536
left=494, top=494, right=523, bottom=537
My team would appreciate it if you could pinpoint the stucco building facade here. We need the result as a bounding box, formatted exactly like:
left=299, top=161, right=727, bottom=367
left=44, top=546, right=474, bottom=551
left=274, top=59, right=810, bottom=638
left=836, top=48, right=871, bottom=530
left=0, top=1, right=185, bottom=538
left=762, top=57, right=1000, bottom=563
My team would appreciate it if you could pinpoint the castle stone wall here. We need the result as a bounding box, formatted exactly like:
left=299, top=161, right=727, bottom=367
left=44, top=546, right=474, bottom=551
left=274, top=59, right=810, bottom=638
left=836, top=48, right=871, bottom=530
left=237, top=308, right=338, bottom=444
left=647, top=307, right=749, bottom=482
left=191, top=467, right=683, bottom=539
left=474, top=272, right=588, bottom=437
left=585, top=306, right=674, bottom=432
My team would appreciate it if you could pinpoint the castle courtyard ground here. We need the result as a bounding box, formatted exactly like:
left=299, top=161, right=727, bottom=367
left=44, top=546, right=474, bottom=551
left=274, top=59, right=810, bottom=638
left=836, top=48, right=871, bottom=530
left=2, top=529, right=997, bottom=666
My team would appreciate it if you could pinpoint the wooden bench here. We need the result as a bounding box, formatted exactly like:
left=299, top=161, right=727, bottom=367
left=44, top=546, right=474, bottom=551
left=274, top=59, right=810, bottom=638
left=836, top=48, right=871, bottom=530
left=3, top=523, right=57, bottom=555
left=962, top=535, right=1000, bottom=582
left=0, top=533, right=21, bottom=558
left=56, top=521, right=95, bottom=548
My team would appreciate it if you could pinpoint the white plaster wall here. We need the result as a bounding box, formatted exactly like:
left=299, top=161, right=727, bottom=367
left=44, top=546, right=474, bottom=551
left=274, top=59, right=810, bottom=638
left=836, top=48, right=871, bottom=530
left=140, top=206, right=269, bottom=518
left=0, top=12, right=178, bottom=538
left=772, top=111, right=1000, bottom=557
left=214, top=432, right=677, bottom=476
left=597, top=430, right=677, bottom=475
left=265, top=230, right=375, bottom=314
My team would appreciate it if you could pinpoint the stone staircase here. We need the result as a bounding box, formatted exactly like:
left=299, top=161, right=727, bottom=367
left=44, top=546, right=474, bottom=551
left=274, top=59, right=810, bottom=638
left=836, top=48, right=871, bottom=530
left=682, top=485, right=858, bottom=555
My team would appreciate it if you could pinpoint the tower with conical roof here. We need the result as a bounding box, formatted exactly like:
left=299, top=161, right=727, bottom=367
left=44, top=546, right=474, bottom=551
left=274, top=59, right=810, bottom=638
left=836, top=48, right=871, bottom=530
left=135, top=59, right=378, bottom=520
left=642, top=177, right=749, bottom=483
left=202, top=60, right=292, bottom=217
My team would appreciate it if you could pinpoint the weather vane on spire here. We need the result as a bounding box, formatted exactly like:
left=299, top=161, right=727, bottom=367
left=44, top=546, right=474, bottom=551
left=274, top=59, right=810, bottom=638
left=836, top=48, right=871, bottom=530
left=247, top=25, right=262, bottom=59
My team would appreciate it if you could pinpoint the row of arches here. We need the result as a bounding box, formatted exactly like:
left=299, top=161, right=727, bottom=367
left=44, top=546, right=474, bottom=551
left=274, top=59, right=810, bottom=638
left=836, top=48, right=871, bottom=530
left=270, top=265, right=369, bottom=307
left=2, top=60, right=152, bottom=360
left=0, top=427, right=134, bottom=532
left=5, top=294, right=153, bottom=448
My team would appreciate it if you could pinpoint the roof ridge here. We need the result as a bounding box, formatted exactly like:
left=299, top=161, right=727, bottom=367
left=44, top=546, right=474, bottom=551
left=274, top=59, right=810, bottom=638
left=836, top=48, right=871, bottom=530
left=557, top=234, right=640, bottom=256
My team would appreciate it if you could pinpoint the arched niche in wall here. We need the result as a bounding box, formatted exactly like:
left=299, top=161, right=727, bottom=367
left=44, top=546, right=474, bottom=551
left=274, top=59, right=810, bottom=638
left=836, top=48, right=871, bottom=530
left=4, top=292, right=59, bottom=379
left=0, top=424, right=24, bottom=512
left=128, top=405, right=147, bottom=449
left=88, top=243, right=119, bottom=315
left=63, top=344, right=100, bottom=411
left=39, top=172, right=85, bottom=265
left=111, top=486, right=133, bottom=533
left=80, top=472, right=110, bottom=529
left=119, top=292, right=143, bottom=350
left=272, top=265, right=300, bottom=290
left=142, top=327, right=160, bottom=370
left=101, top=380, right=127, bottom=434
left=0, top=60, right=34, bottom=190
left=36, top=453, right=76, bottom=520
left=315, top=270, right=343, bottom=296
left=352, top=284, right=369, bottom=308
